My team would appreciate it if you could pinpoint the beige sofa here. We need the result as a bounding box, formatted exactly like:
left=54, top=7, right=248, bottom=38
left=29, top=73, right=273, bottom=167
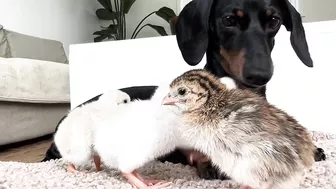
left=0, top=25, right=70, bottom=146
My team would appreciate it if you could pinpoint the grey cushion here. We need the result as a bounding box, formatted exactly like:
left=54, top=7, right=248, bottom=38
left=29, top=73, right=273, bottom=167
left=0, top=26, right=68, bottom=63
left=0, top=25, right=11, bottom=58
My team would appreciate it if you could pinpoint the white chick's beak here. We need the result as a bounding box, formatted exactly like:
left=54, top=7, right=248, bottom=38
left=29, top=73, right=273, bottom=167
left=162, top=95, right=179, bottom=105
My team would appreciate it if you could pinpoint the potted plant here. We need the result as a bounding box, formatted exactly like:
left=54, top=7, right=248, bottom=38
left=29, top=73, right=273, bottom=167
left=93, top=0, right=177, bottom=42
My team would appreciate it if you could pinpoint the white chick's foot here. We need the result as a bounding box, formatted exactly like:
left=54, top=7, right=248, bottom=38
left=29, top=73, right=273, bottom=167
left=240, top=181, right=271, bottom=189
left=93, top=155, right=103, bottom=172
left=122, top=170, right=171, bottom=189
left=67, top=164, right=88, bottom=174
left=132, top=182, right=171, bottom=189
left=132, top=170, right=167, bottom=186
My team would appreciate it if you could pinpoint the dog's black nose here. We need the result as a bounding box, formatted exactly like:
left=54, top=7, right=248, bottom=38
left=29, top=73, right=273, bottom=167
left=243, top=70, right=272, bottom=87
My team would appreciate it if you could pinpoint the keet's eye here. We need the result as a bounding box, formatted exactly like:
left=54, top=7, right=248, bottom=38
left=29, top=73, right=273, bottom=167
left=177, top=87, right=187, bottom=96
left=222, top=15, right=237, bottom=27
left=268, top=16, right=281, bottom=29
left=123, top=99, right=128, bottom=103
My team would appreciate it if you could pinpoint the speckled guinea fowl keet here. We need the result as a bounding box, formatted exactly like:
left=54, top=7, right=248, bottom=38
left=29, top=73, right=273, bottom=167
left=162, top=69, right=316, bottom=189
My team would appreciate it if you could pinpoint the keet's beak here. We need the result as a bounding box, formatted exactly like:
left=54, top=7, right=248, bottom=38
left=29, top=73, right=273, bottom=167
left=162, top=95, right=179, bottom=105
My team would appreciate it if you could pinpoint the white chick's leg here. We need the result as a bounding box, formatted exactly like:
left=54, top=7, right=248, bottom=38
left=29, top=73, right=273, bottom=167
left=132, top=170, right=165, bottom=186
left=239, top=186, right=251, bottom=189
left=67, top=163, right=88, bottom=174
left=122, top=170, right=171, bottom=189
left=67, top=163, right=78, bottom=173
left=93, top=155, right=103, bottom=172
left=61, top=144, right=93, bottom=174
left=67, top=155, right=102, bottom=174
left=117, top=155, right=171, bottom=188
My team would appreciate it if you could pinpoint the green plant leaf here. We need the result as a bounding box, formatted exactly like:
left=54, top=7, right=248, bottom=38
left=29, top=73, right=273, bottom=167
left=147, top=24, right=168, bottom=36
left=93, top=31, right=107, bottom=36
left=96, top=8, right=118, bottom=20
left=123, top=0, right=136, bottom=14
left=107, top=24, right=118, bottom=29
left=155, top=7, right=176, bottom=23
left=107, top=35, right=115, bottom=40
left=93, top=30, right=111, bottom=36
left=106, top=24, right=119, bottom=33
left=97, top=0, right=113, bottom=11
left=94, top=35, right=109, bottom=42
left=93, top=24, right=118, bottom=36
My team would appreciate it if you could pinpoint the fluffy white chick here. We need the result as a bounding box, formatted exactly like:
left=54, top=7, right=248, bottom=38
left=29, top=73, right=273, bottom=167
left=54, top=89, right=130, bottom=173
left=93, top=84, right=183, bottom=189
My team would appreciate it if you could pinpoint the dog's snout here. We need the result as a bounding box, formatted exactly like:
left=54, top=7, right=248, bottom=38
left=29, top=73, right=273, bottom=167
left=243, top=69, right=273, bottom=87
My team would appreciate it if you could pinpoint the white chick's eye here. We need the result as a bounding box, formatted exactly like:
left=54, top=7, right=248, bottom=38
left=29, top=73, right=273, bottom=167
left=123, top=99, right=128, bottom=103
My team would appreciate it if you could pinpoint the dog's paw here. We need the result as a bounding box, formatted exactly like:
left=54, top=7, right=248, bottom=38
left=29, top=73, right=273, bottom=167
left=314, top=147, right=326, bottom=161
left=196, top=161, right=230, bottom=180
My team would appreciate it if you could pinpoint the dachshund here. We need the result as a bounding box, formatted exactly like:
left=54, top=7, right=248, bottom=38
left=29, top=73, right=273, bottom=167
left=42, top=0, right=326, bottom=181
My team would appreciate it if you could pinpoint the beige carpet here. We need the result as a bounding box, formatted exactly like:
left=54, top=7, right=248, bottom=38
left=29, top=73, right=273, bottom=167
left=0, top=131, right=335, bottom=189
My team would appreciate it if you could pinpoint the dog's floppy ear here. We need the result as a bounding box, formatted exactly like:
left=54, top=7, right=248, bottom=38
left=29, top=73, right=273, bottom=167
left=175, top=0, right=214, bottom=66
left=282, top=0, right=313, bottom=67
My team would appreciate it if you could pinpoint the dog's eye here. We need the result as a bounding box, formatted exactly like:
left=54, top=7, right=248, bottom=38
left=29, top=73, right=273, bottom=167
left=222, top=16, right=237, bottom=27
left=177, top=87, right=187, bottom=96
left=268, top=16, right=281, bottom=29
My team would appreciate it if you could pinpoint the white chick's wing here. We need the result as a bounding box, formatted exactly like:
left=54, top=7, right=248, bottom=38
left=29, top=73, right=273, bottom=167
left=99, top=89, right=131, bottom=105
left=219, top=77, right=237, bottom=90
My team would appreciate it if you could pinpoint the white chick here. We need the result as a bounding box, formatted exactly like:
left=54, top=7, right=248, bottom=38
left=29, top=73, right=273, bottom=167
left=54, top=89, right=130, bottom=173
left=93, top=84, right=183, bottom=189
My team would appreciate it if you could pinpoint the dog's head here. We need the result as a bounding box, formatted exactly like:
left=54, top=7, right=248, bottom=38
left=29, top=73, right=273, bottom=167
left=175, top=0, right=313, bottom=88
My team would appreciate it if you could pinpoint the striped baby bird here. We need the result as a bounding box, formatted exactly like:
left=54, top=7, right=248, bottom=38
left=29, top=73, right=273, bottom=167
left=162, top=69, right=315, bottom=189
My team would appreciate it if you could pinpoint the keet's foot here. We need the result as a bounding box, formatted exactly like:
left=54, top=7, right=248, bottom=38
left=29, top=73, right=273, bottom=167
left=196, top=161, right=230, bottom=180
left=314, top=147, right=326, bottom=161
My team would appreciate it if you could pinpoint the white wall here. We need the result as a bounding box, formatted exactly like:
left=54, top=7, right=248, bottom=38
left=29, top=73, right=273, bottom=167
left=267, top=21, right=336, bottom=134
left=97, top=0, right=179, bottom=40
left=0, top=0, right=101, bottom=56
left=125, top=0, right=178, bottom=39
left=0, top=0, right=180, bottom=56
left=299, top=0, right=336, bottom=23
left=177, top=0, right=192, bottom=13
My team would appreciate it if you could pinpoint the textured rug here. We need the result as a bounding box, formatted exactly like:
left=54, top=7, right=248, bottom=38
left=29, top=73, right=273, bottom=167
left=0, top=131, right=335, bottom=189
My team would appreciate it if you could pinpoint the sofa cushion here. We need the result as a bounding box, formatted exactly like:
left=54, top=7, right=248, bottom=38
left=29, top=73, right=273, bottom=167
left=0, top=25, right=68, bottom=63
left=0, top=57, right=70, bottom=103
left=0, top=25, right=11, bottom=58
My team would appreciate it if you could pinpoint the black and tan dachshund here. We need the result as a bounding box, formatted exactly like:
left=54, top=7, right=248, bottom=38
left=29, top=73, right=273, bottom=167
left=42, top=0, right=326, bottom=181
